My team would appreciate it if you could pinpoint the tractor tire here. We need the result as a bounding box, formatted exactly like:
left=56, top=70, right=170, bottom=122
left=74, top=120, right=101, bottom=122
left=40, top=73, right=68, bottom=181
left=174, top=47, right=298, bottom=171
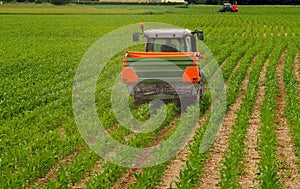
left=180, top=96, right=197, bottom=112
left=197, top=70, right=205, bottom=100
left=134, top=97, right=146, bottom=107
left=197, top=81, right=205, bottom=100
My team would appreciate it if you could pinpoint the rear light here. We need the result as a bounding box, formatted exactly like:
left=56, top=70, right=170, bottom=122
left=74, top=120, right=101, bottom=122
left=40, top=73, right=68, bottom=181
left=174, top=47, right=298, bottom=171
left=122, top=67, right=138, bottom=83
left=182, top=66, right=200, bottom=83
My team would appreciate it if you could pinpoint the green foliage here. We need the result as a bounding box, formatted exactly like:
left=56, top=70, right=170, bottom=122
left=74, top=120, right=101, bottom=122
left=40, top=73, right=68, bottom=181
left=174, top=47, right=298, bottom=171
left=87, top=104, right=177, bottom=188
left=282, top=43, right=300, bottom=157
left=50, top=0, right=71, bottom=5
left=35, top=0, right=43, bottom=4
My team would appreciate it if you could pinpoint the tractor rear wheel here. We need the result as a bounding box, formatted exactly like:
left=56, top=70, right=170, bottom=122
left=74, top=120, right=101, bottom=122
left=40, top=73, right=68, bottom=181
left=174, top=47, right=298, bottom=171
left=134, top=97, right=147, bottom=107
left=197, top=81, right=205, bottom=100
left=180, top=96, right=197, bottom=111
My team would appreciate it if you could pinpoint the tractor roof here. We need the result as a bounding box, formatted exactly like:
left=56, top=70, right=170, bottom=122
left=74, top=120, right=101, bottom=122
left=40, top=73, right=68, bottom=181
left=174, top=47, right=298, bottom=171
left=143, top=28, right=192, bottom=39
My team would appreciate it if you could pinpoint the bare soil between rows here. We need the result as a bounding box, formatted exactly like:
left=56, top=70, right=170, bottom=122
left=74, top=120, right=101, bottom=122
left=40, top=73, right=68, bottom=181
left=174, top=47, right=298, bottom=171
left=31, top=123, right=122, bottom=188
left=239, top=59, right=269, bottom=187
left=111, top=116, right=179, bottom=189
left=275, top=50, right=300, bottom=188
left=199, top=54, right=257, bottom=188
left=157, top=111, right=208, bottom=189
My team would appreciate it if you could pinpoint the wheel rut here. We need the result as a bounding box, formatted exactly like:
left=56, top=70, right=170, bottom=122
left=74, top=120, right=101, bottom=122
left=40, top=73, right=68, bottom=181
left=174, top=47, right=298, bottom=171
left=31, top=146, right=84, bottom=187
left=110, top=116, right=179, bottom=189
left=157, top=111, right=208, bottom=189
left=239, top=59, right=269, bottom=188
left=198, top=55, right=257, bottom=189
left=71, top=159, right=104, bottom=189
left=31, top=123, right=121, bottom=188
left=275, top=50, right=300, bottom=188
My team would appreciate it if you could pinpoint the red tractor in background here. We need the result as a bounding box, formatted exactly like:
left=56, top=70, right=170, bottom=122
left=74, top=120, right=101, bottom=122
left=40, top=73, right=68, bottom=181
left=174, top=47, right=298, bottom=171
left=218, top=1, right=239, bottom=12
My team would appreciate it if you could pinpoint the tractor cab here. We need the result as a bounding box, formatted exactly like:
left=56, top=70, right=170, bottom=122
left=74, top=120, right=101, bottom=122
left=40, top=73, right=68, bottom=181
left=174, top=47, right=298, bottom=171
left=133, top=28, right=203, bottom=52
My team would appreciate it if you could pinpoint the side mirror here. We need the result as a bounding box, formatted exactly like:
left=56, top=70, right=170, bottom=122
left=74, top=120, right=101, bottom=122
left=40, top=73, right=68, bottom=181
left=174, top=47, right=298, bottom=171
left=197, top=30, right=204, bottom=40
left=133, top=32, right=139, bottom=42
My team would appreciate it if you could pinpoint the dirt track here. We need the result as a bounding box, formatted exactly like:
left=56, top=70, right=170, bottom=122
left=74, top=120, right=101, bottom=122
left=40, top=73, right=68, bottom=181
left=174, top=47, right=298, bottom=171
left=31, top=147, right=84, bottom=188
left=275, top=50, right=300, bottom=188
left=110, top=116, right=179, bottom=189
left=239, top=59, right=269, bottom=188
left=32, top=123, right=122, bottom=188
left=198, top=54, right=257, bottom=188
left=157, top=112, right=208, bottom=189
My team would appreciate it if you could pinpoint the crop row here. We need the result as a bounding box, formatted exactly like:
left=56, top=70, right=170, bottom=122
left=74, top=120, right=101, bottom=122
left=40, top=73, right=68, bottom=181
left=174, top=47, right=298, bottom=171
left=128, top=102, right=209, bottom=188
left=35, top=102, right=171, bottom=188
left=86, top=103, right=177, bottom=188
left=258, top=38, right=286, bottom=188
left=282, top=43, right=300, bottom=159
left=219, top=38, right=273, bottom=188
left=169, top=37, right=261, bottom=188
left=1, top=51, right=128, bottom=188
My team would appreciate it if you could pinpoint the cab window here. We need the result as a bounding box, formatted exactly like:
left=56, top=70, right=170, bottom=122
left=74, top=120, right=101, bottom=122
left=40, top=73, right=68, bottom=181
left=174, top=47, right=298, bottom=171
left=146, top=38, right=186, bottom=52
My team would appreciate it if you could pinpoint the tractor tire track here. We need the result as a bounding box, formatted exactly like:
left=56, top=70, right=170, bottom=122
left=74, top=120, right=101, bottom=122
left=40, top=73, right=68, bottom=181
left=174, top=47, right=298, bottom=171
left=71, top=159, right=104, bottom=189
left=31, top=146, right=84, bottom=187
left=199, top=55, right=257, bottom=189
left=239, top=59, right=269, bottom=188
left=71, top=126, right=134, bottom=188
left=32, top=124, right=121, bottom=188
left=110, top=169, right=140, bottom=189
left=110, top=116, right=179, bottom=189
left=275, top=50, right=300, bottom=188
left=157, top=111, right=209, bottom=189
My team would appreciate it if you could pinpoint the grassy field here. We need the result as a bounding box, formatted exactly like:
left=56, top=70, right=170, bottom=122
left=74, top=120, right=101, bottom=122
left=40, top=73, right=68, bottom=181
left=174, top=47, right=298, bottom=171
left=0, top=4, right=299, bottom=188
left=0, top=4, right=147, bottom=14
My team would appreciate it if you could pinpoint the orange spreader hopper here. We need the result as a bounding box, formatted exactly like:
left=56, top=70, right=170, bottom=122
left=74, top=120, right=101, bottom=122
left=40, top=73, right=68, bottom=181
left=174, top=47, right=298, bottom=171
left=125, top=51, right=204, bottom=59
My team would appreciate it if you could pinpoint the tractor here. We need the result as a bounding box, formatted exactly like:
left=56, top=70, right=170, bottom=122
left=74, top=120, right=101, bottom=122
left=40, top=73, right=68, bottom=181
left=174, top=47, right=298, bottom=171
left=218, top=2, right=239, bottom=13
left=122, top=24, right=205, bottom=108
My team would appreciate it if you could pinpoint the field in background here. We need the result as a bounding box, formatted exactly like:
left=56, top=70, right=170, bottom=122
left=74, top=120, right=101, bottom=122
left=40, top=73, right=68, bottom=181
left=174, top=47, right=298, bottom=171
left=1, top=4, right=298, bottom=14
left=0, top=4, right=148, bottom=14
left=0, top=4, right=299, bottom=188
